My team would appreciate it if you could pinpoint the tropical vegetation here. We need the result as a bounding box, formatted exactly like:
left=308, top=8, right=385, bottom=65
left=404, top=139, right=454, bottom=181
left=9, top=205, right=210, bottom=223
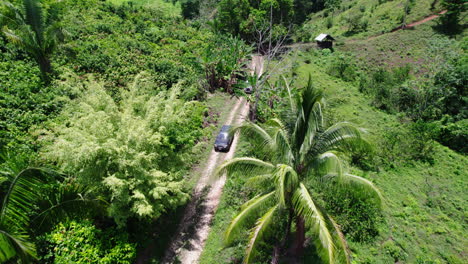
left=216, top=78, right=381, bottom=263
left=0, top=0, right=466, bottom=263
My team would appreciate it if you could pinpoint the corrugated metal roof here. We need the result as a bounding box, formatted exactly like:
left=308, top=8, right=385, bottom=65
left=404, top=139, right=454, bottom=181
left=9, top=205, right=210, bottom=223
left=315, top=33, right=334, bottom=41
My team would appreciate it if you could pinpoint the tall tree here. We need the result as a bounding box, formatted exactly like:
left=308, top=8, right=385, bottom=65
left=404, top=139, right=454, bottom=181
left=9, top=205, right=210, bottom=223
left=1, top=0, right=65, bottom=83
left=439, top=0, right=466, bottom=33
left=217, top=76, right=382, bottom=263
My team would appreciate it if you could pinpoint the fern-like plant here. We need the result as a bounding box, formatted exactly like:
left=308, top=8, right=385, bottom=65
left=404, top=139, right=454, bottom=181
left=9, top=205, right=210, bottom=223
left=217, top=76, right=382, bottom=263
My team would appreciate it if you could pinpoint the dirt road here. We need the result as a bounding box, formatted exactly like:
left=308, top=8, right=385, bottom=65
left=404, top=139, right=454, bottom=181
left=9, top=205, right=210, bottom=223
left=250, top=55, right=265, bottom=76
left=161, top=97, right=250, bottom=264
left=160, top=54, right=266, bottom=264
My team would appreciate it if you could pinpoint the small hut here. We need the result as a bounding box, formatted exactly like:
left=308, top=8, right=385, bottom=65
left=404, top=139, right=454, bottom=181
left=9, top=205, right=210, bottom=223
left=315, top=33, right=335, bottom=49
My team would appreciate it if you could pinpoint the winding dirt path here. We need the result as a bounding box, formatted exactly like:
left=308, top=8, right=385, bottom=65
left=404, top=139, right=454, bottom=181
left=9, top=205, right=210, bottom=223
left=161, top=55, right=263, bottom=264
left=405, top=10, right=446, bottom=28
left=161, top=98, right=248, bottom=264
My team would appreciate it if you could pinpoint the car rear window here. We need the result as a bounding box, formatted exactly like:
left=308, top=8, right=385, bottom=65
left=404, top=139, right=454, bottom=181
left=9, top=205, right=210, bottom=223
left=217, top=133, right=228, bottom=141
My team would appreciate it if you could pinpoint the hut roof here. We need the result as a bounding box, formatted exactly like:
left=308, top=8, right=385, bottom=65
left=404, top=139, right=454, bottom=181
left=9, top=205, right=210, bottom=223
left=314, top=33, right=335, bottom=42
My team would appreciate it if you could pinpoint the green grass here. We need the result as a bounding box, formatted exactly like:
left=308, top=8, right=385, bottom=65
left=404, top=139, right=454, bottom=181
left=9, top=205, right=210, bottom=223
left=295, top=58, right=467, bottom=263
left=298, top=0, right=441, bottom=41
left=107, top=0, right=181, bottom=16
left=339, top=20, right=466, bottom=72
left=200, top=50, right=467, bottom=264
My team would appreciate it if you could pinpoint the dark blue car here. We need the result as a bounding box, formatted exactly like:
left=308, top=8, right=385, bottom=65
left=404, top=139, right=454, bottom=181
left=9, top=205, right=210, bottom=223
left=214, top=125, right=234, bottom=152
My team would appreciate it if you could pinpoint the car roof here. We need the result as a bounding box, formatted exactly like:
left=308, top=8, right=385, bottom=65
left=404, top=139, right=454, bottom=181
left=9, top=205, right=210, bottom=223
left=221, top=125, right=231, bottom=131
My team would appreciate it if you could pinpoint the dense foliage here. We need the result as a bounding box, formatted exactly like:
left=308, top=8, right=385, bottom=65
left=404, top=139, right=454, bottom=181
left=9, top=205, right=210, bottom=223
left=0, top=0, right=466, bottom=263
left=0, top=0, right=244, bottom=262
left=439, top=0, right=466, bottom=33
left=2, top=0, right=65, bottom=82
left=217, top=79, right=381, bottom=263
left=42, top=77, right=206, bottom=225
left=201, top=34, right=252, bottom=92
left=40, top=220, right=135, bottom=263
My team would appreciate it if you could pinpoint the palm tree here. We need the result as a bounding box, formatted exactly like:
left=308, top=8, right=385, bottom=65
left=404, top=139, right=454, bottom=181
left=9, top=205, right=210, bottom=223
left=216, top=76, right=382, bottom=263
left=0, top=153, right=104, bottom=263
left=0, top=165, right=42, bottom=262
left=1, top=0, right=65, bottom=83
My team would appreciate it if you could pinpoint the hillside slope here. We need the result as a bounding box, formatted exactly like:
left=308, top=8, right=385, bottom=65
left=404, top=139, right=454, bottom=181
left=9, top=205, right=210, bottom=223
left=296, top=0, right=442, bottom=42
left=295, top=58, right=467, bottom=263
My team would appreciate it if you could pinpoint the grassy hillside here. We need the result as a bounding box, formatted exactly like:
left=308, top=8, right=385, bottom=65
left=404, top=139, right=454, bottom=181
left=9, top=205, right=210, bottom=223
left=108, top=0, right=181, bottom=16
left=295, top=59, right=467, bottom=263
left=201, top=52, right=467, bottom=263
left=202, top=9, right=466, bottom=261
left=296, top=0, right=442, bottom=41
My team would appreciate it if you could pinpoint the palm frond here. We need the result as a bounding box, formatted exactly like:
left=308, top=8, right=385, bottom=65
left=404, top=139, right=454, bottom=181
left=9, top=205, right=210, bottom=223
left=0, top=166, right=45, bottom=262
left=32, top=181, right=107, bottom=231
left=327, top=216, right=351, bottom=264
left=2, top=27, right=25, bottom=47
left=299, top=101, right=324, bottom=162
left=310, top=152, right=344, bottom=179
left=325, top=173, right=383, bottom=206
left=281, top=75, right=296, bottom=112
left=0, top=1, right=24, bottom=26
left=273, top=164, right=298, bottom=207
left=234, top=122, right=274, bottom=152
left=23, top=0, right=44, bottom=45
left=292, top=75, right=325, bottom=153
left=244, top=174, right=274, bottom=189
left=265, top=118, right=287, bottom=129
left=1, top=168, right=43, bottom=229
left=43, top=21, right=65, bottom=53
left=224, top=192, right=275, bottom=245
left=272, top=127, right=293, bottom=164
left=0, top=229, right=36, bottom=262
left=313, top=122, right=369, bottom=155
left=244, top=205, right=278, bottom=264
left=216, top=157, right=275, bottom=178
left=293, top=183, right=336, bottom=264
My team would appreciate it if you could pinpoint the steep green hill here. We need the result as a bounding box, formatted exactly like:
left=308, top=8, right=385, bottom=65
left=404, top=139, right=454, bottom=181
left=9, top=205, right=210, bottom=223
left=201, top=49, right=467, bottom=263
left=295, top=58, right=467, bottom=263
left=296, top=0, right=442, bottom=41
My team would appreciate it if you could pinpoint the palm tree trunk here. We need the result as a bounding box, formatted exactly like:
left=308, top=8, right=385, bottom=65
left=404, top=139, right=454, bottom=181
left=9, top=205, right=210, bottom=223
left=283, top=209, right=293, bottom=246
left=294, top=216, right=306, bottom=256
left=37, top=54, right=52, bottom=84
left=271, top=245, right=280, bottom=264
left=249, top=90, right=260, bottom=122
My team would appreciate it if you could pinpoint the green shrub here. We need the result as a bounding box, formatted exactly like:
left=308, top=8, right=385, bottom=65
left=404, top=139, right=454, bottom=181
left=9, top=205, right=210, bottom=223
left=327, top=54, right=358, bottom=82
left=436, top=118, right=468, bottom=153
left=382, top=240, right=406, bottom=262
left=53, top=0, right=211, bottom=98
left=378, top=121, right=437, bottom=167
left=42, top=76, right=207, bottom=225
left=0, top=59, right=73, bottom=152
left=39, top=220, right=136, bottom=264
left=323, top=186, right=381, bottom=242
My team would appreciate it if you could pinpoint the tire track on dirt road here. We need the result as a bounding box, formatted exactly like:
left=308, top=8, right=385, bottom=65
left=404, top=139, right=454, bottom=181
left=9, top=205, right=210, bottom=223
left=161, top=97, right=247, bottom=264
